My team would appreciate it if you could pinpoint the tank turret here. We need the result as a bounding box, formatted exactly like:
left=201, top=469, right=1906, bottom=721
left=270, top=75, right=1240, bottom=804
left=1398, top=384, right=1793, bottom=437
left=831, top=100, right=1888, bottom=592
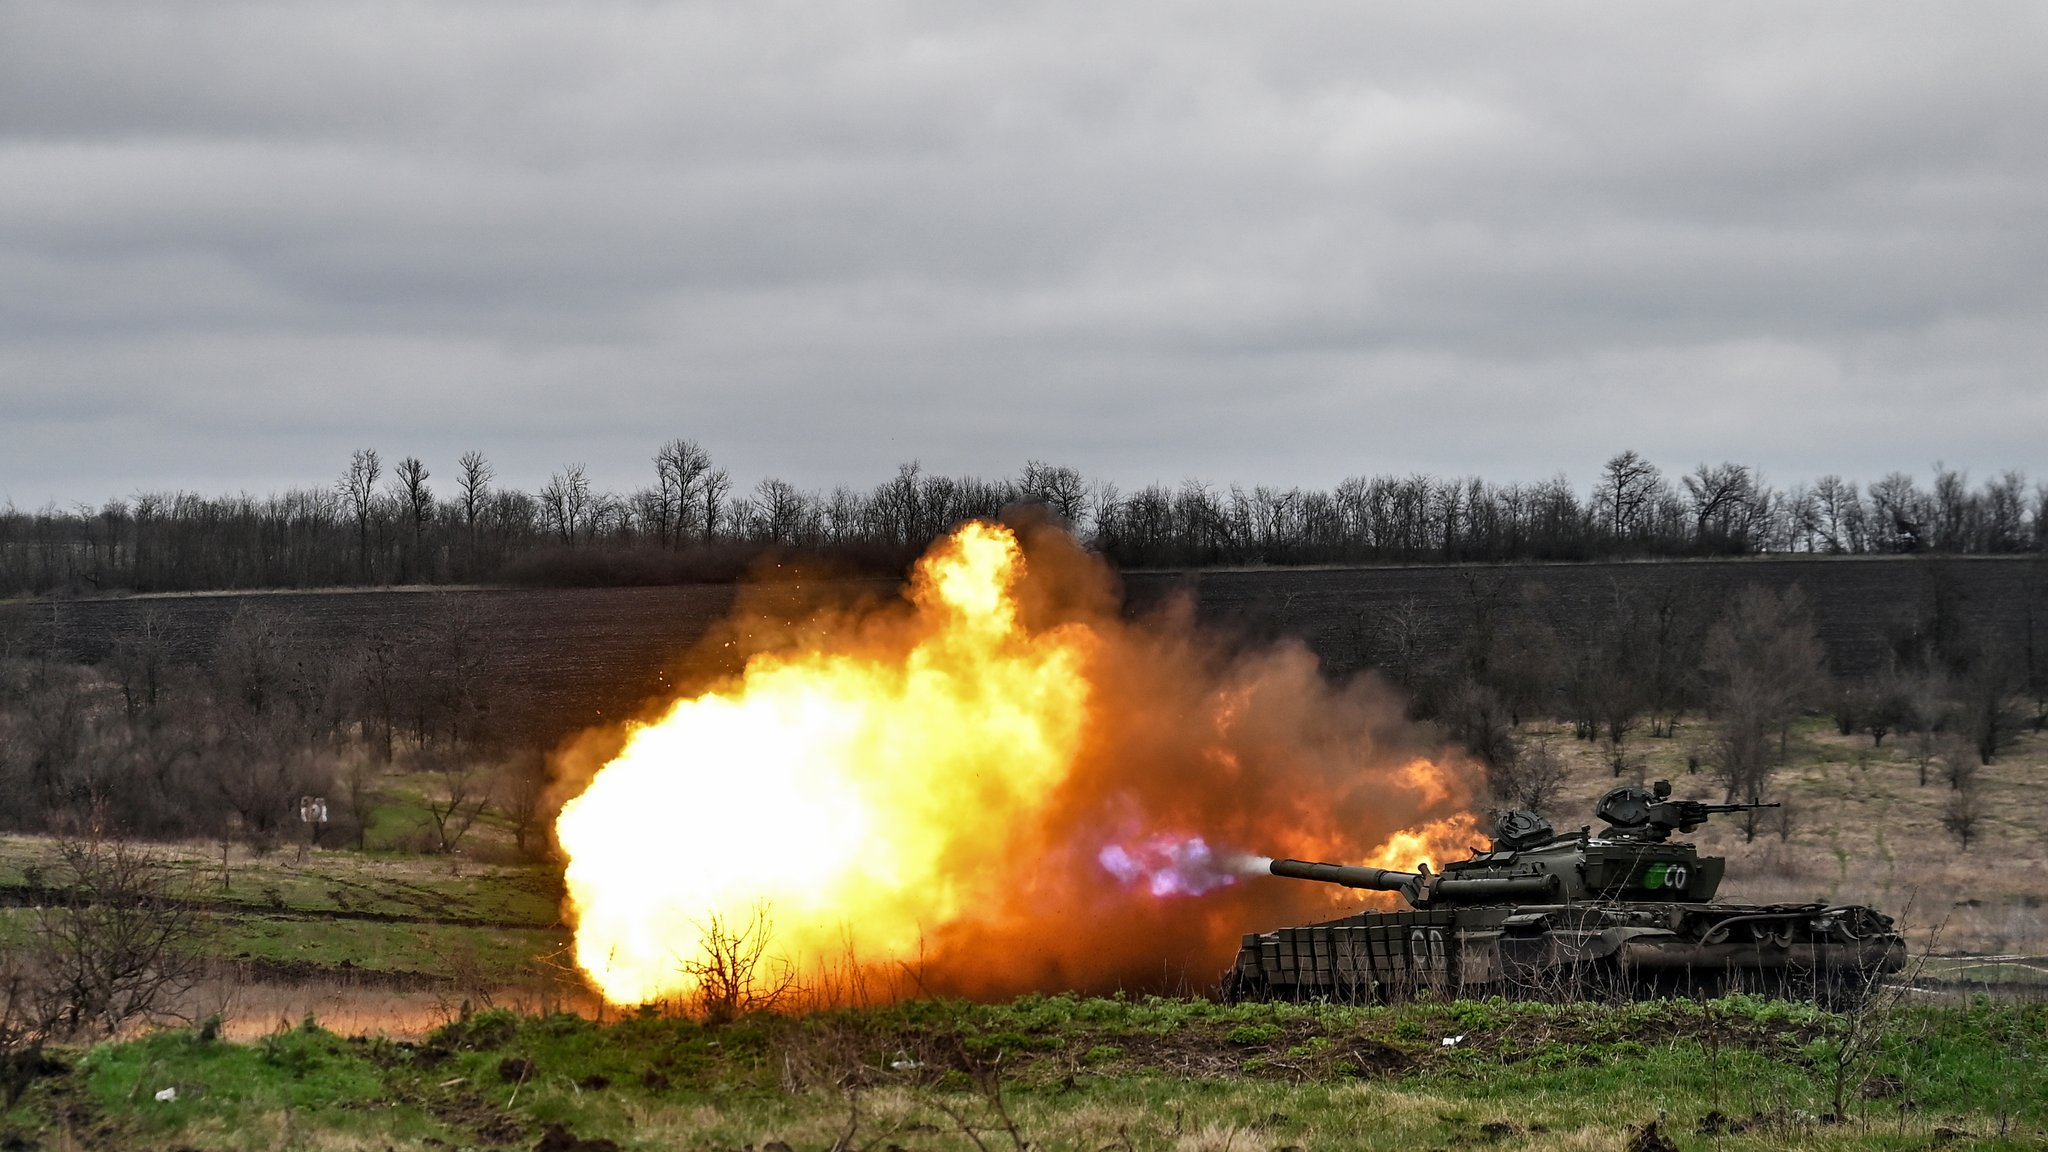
left=1225, top=781, right=1904, bottom=1005
left=1264, top=781, right=1774, bottom=908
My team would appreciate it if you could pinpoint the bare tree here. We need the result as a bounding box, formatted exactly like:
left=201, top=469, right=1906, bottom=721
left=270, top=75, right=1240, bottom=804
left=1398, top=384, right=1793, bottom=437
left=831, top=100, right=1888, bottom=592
left=1958, top=654, right=2020, bottom=766
left=353, top=637, right=401, bottom=764
left=1085, top=479, right=1123, bottom=549
left=421, top=748, right=493, bottom=854
left=750, top=477, right=813, bottom=545
left=410, top=597, right=497, bottom=753
left=654, top=439, right=713, bottom=546
left=1684, top=462, right=1759, bottom=551
left=455, top=450, right=493, bottom=532
left=1366, top=597, right=1431, bottom=694
left=338, top=754, right=379, bottom=850
left=106, top=609, right=169, bottom=723
left=498, top=749, right=552, bottom=858
left=1702, top=586, right=1827, bottom=837
left=1867, top=472, right=1927, bottom=552
left=1807, top=474, right=1869, bottom=553
left=1598, top=450, right=1661, bottom=542
left=1908, top=719, right=1943, bottom=788
left=1018, top=461, right=1088, bottom=526
left=1982, top=469, right=2030, bottom=552
left=338, top=449, right=382, bottom=581
left=701, top=467, right=731, bottom=542
left=538, top=464, right=591, bottom=544
left=390, top=456, right=432, bottom=582
left=1864, top=669, right=1910, bottom=747
left=203, top=607, right=330, bottom=847
left=1443, top=681, right=1518, bottom=785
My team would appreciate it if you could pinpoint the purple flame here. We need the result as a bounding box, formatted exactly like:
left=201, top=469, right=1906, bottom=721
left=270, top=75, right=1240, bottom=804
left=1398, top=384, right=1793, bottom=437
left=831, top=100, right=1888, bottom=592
left=1096, top=835, right=1242, bottom=898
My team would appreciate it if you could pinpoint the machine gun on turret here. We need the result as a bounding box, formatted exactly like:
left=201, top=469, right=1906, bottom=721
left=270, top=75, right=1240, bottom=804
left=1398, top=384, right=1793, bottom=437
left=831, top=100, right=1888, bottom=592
left=1594, top=780, right=1778, bottom=841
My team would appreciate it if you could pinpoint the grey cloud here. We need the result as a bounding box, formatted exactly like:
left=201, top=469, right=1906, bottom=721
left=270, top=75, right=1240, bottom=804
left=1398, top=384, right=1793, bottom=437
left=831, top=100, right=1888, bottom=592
left=2, top=1, right=2045, bottom=507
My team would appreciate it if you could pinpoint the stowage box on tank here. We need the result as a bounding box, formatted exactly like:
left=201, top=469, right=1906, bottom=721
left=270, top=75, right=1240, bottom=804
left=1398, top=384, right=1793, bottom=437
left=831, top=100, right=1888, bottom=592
left=1223, top=782, right=1905, bottom=1003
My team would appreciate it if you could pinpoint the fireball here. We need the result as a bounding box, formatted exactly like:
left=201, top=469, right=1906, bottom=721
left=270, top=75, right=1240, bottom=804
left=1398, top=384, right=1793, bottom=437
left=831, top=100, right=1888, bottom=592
left=555, top=519, right=1477, bottom=1006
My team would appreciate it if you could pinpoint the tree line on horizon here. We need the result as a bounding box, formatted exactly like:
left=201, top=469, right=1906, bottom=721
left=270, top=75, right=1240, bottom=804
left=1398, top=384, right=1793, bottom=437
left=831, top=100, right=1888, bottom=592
left=2, top=444, right=2044, bottom=595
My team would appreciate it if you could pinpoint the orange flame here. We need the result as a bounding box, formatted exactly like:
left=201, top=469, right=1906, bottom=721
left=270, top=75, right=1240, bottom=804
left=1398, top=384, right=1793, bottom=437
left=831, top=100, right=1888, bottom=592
left=555, top=519, right=1479, bottom=1006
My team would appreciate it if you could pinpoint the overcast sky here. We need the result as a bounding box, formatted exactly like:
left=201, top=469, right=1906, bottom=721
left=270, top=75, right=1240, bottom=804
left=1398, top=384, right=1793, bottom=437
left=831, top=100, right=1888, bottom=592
left=3, top=1, right=2045, bottom=509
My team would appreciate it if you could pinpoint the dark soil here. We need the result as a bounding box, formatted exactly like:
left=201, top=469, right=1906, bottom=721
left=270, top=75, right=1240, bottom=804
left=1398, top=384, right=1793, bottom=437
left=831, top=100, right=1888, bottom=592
left=9, top=555, right=2038, bottom=746
left=1129, top=554, right=2043, bottom=683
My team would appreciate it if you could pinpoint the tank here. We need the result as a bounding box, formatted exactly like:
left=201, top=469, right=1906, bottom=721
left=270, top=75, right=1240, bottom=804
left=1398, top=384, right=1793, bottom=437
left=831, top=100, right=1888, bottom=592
left=1222, top=781, right=1905, bottom=1004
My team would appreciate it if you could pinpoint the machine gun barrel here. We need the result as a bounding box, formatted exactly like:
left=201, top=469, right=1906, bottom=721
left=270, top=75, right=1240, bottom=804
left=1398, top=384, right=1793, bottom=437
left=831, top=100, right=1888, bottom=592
left=1267, top=859, right=1417, bottom=891
left=1695, top=801, right=1781, bottom=813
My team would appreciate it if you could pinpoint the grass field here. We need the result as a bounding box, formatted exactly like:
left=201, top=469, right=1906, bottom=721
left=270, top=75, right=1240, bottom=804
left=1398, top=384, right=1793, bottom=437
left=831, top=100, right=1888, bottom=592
left=4, top=994, right=2044, bottom=1150
left=0, top=811, right=578, bottom=1046
left=3, top=613, right=2045, bottom=1147
left=0, top=713, right=2041, bottom=1024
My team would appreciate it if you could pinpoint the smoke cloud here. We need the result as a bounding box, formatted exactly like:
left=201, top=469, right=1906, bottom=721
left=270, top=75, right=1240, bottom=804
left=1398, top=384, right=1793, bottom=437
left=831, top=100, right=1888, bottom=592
left=551, top=512, right=1481, bottom=1000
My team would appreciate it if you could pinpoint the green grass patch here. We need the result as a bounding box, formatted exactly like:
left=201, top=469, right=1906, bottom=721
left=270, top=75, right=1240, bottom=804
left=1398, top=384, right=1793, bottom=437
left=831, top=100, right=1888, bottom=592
left=0, top=833, right=563, bottom=927
left=6, top=995, right=2039, bottom=1151
left=206, top=914, right=568, bottom=981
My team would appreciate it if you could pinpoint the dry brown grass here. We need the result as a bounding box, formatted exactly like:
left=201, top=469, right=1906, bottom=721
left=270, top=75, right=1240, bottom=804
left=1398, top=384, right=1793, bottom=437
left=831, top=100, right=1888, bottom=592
left=1530, top=716, right=2048, bottom=956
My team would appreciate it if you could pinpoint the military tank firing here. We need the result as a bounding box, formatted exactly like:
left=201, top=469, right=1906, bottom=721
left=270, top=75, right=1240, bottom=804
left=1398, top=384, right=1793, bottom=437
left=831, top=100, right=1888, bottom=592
left=1224, top=781, right=1905, bottom=1004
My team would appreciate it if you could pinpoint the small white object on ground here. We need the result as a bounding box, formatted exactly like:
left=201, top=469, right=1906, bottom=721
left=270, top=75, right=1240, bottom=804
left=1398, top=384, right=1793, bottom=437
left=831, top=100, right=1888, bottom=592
left=154, top=1087, right=177, bottom=1102
left=889, top=1059, right=923, bottom=1071
left=1440, top=1035, right=1465, bottom=1048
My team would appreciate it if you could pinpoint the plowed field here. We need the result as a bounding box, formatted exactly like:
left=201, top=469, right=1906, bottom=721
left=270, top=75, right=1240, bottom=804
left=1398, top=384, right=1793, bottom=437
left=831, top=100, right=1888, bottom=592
left=7, top=555, right=2040, bottom=747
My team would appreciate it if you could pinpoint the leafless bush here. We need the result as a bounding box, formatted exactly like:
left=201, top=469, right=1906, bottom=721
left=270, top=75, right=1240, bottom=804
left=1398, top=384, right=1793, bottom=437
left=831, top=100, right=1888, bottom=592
left=1490, top=734, right=1568, bottom=816
left=1443, top=681, right=1517, bottom=780
left=1940, top=737, right=1979, bottom=792
left=679, top=903, right=798, bottom=1024
left=0, top=956, right=55, bottom=1108
left=425, top=934, right=498, bottom=1017
left=1959, top=656, right=2021, bottom=766
left=0, top=821, right=208, bottom=1099
left=337, top=753, right=379, bottom=850
left=497, top=748, right=554, bottom=858
left=34, top=824, right=208, bottom=1037
left=1864, top=673, right=1909, bottom=747
left=1830, top=684, right=1863, bottom=737
left=1941, top=783, right=1984, bottom=850
left=420, top=747, right=493, bottom=854
left=1821, top=953, right=1914, bottom=1122
left=1774, top=798, right=1798, bottom=843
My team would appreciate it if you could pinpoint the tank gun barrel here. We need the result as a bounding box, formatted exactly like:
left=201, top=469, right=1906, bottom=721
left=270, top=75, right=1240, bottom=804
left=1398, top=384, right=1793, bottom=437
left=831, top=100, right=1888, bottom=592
left=1266, top=858, right=1560, bottom=906
left=1267, top=858, right=1416, bottom=891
